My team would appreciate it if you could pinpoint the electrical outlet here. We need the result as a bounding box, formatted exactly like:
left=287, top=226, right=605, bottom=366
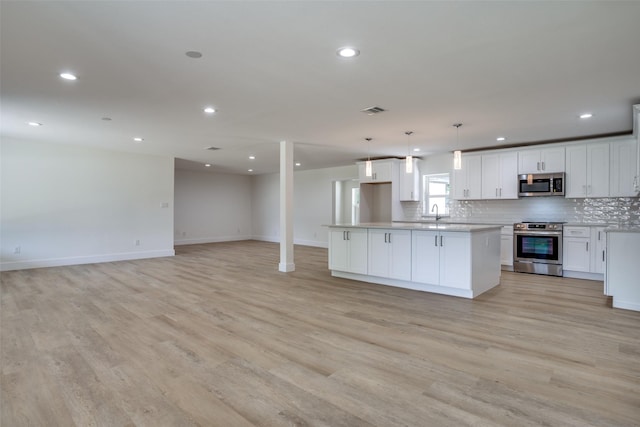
left=181, top=231, right=186, bottom=237
left=135, top=239, right=140, bottom=246
left=161, top=202, right=169, bottom=208
left=14, top=246, right=20, bottom=254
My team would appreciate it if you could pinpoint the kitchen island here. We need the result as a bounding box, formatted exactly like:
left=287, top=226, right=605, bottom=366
left=327, top=223, right=502, bottom=299
left=605, top=228, right=640, bottom=312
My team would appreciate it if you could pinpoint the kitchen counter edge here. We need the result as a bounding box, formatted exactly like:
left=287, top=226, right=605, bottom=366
left=326, top=223, right=503, bottom=232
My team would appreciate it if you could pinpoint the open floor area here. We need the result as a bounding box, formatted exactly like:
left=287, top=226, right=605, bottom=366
left=2, top=241, right=639, bottom=426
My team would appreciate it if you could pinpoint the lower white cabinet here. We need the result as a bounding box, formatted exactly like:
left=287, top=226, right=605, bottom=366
left=368, top=229, right=412, bottom=280
left=328, top=228, right=368, bottom=274
left=606, top=231, right=640, bottom=311
left=500, top=226, right=513, bottom=267
left=412, top=230, right=471, bottom=289
left=563, top=226, right=607, bottom=275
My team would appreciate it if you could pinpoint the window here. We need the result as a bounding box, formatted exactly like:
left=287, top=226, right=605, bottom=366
left=423, top=173, right=450, bottom=217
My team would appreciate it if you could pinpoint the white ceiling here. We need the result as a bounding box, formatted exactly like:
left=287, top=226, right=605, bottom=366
left=2, top=1, right=640, bottom=175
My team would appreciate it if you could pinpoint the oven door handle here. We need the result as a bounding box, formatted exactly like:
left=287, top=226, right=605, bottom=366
left=514, top=231, right=562, bottom=236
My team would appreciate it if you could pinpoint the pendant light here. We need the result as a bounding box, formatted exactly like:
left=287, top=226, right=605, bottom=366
left=365, top=137, right=373, bottom=177
left=453, top=123, right=462, bottom=170
left=405, top=131, right=413, bottom=173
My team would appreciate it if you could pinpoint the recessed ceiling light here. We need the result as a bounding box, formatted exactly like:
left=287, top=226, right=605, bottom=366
left=295, top=162, right=301, bottom=167
left=413, top=148, right=421, bottom=152
left=580, top=113, right=593, bottom=119
left=133, top=137, right=144, bottom=142
left=205, top=163, right=211, bottom=167
left=337, top=47, right=360, bottom=58
left=203, top=107, right=216, bottom=114
left=186, top=51, right=202, bottom=59
left=248, top=169, right=253, bottom=172
left=497, top=137, right=506, bottom=141
left=59, top=72, right=77, bottom=81
left=249, top=155, right=255, bottom=160
left=27, top=121, right=42, bottom=127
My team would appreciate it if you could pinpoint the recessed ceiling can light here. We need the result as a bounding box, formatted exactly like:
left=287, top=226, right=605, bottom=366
left=60, top=72, right=77, bottom=81
left=133, top=137, right=144, bottom=142
left=203, top=107, right=216, bottom=114
left=249, top=155, right=255, bottom=160
left=205, top=163, right=211, bottom=167
left=497, top=137, right=506, bottom=141
left=580, top=113, right=593, bottom=119
left=101, top=117, right=112, bottom=121
left=27, top=121, right=42, bottom=126
left=295, top=162, right=301, bottom=167
left=413, top=148, right=421, bottom=152
left=337, top=47, right=360, bottom=58
left=248, top=169, right=253, bottom=172
left=186, top=51, right=203, bottom=59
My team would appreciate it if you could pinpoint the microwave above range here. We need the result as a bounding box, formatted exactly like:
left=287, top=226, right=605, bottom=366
left=518, top=173, right=565, bottom=197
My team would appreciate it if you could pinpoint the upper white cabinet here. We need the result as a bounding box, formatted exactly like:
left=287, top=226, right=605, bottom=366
left=565, top=143, right=610, bottom=198
left=481, top=151, right=518, bottom=199
left=518, top=147, right=566, bottom=174
left=452, top=154, right=482, bottom=200
left=368, top=229, right=412, bottom=280
left=399, top=159, right=420, bottom=201
left=358, top=159, right=396, bottom=183
left=610, top=138, right=638, bottom=197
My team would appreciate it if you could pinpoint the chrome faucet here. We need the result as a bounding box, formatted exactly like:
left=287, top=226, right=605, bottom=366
left=431, top=204, right=442, bottom=221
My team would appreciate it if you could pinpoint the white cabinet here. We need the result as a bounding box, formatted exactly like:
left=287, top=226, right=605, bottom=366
left=358, top=160, right=395, bottom=183
left=328, top=228, right=368, bottom=274
left=563, top=226, right=591, bottom=273
left=500, top=226, right=513, bottom=267
left=563, top=226, right=606, bottom=275
left=565, top=143, right=610, bottom=198
left=591, top=227, right=607, bottom=275
left=606, top=231, right=640, bottom=311
left=610, top=138, right=638, bottom=197
left=399, top=159, right=420, bottom=201
left=481, top=151, right=518, bottom=199
left=412, top=230, right=471, bottom=289
left=452, top=154, right=482, bottom=200
left=368, top=229, right=411, bottom=280
left=518, top=147, right=566, bottom=174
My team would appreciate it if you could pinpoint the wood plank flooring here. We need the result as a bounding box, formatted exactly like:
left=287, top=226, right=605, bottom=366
left=2, top=240, right=639, bottom=426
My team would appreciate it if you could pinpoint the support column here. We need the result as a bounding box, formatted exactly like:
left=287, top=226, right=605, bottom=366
left=279, top=140, right=295, bottom=272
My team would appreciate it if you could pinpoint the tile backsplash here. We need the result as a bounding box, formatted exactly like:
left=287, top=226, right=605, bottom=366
left=402, top=197, right=640, bottom=227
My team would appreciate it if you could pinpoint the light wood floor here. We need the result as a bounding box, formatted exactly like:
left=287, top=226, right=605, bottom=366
left=2, top=241, right=639, bottom=426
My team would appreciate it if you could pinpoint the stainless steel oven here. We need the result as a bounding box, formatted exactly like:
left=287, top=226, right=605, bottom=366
left=513, top=222, right=563, bottom=276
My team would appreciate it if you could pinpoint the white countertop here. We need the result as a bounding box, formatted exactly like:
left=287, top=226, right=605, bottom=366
left=328, top=222, right=503, bottom=232
left=604, top=226, right=640, bottom=233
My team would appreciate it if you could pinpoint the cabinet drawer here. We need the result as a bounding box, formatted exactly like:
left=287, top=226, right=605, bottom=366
left=564, top=227, right=590, bottom=238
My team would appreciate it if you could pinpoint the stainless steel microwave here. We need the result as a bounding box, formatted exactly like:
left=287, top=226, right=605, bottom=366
left=518, top=173, right=565, bottom=197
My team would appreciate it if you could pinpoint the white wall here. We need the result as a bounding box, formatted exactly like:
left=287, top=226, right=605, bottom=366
left=174, top=169, right=252, bottom=244
left=0, top=139, right=175, bottom=271
left=251, top=165, right=358, bottom=247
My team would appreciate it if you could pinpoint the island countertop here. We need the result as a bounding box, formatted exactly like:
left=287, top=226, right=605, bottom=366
left=327, top=222, right=503, bottom=232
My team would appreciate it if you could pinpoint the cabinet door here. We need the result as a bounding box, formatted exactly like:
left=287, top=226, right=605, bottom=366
left=348, top=228, right=369, bottom=274
left=439, top=232, right=471, bottom=289
left=565, top=145, right=588, bottom=198
left=466, top=155, right=483, bottom=199
left=368, top=229, right=390, bottom=277
left=587, top=143, right=609, bottom=197
left=411, top=231, right=440, bottom=284
left=591, top=227, right=606, bottom=274
left=329, top=229, right=349, bottom=271
left=540, top=147, right=565, bottom=173
left=610, top=139, right=638, bottom=197
left=452, top=165, right=467, bottom=200
left=388, top=230, right=412, bottom=280
left=500, top=234, right=514, bottom=266
left=499, top=152, right=519, bottom=199
left=518, top=150, right=542, bottom=174
left=563, top=237, right=590, bottom=272
left=373, top=161, right=394, bottom=182
left=399, top=159, right=420, bottom=201
left=481, top=154, right=501, bottom=199
left=358, top=163, right=373, bottom=183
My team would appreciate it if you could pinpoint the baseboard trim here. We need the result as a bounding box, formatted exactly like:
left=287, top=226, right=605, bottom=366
left=174, top=236, right=252, bottom=246
left=251, top=235, right=328, bottom=248
left=0, top=249, right=175, bottom=272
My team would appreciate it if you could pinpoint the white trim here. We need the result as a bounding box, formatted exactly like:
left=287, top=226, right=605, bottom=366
left=174, top=236, right=252, bottom=246
left=562, top=270, right=604, bottom=281
left=612, top=299, right=640, bottom=312
left=0, top=249, right=175, bottom=272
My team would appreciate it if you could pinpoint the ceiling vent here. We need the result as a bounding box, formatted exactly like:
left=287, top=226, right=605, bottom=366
left=204, top=146, right=220, bottom=151
left=361, top=106, right=386, bottom=115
